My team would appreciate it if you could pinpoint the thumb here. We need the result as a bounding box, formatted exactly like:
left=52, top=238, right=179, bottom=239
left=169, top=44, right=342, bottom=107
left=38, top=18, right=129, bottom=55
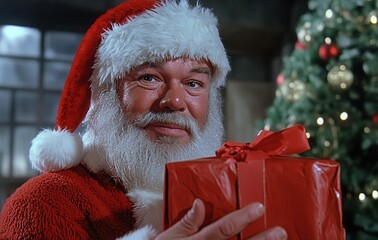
left=156, top=199, right=205, bottom=239
left=176, top=199, right=206, bottom=234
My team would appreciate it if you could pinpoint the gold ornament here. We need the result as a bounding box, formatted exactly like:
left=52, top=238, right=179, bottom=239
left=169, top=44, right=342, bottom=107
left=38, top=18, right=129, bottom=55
left=327, top=64, right=354, bottom=91
left=280, top=78, right=306, bottom=102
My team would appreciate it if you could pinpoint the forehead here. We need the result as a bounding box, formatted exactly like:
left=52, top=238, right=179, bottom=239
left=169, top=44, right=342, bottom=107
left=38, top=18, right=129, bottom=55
left=131, top=58, right=214, bottom=74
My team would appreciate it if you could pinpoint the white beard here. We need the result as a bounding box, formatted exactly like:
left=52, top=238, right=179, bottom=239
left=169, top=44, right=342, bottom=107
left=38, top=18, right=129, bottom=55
left=81, top=83, right=224, bottom=193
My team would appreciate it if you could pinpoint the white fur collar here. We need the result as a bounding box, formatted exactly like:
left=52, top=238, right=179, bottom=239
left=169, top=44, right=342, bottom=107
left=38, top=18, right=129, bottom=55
left=127, top=189, right=163, bottom=232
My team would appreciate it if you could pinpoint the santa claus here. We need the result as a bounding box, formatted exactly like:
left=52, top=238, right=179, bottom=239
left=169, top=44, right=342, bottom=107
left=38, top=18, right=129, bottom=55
left=0, top=0, right=287, bottom=239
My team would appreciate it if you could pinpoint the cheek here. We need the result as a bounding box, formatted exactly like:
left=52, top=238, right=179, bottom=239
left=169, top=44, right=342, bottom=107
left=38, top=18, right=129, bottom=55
left=189, top=94, right=209, bottom=128
left=118, top=86, right=156, bottom=118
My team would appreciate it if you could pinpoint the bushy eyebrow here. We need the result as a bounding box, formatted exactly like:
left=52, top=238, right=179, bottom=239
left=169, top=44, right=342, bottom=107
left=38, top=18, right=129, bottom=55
left=133, top=61, right=213, bottom=77
left=132, top=61, right=161, bottom=70
left=191, top=66, right=212, bottom=76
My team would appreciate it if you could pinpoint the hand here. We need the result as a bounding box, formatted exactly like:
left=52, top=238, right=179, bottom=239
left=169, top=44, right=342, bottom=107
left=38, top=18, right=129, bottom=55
left=156, top=199, right=287, bottom=240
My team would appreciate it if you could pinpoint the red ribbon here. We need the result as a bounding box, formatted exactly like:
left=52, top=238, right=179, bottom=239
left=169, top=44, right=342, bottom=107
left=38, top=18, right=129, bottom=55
left=215, top=125, right=310, bottom=161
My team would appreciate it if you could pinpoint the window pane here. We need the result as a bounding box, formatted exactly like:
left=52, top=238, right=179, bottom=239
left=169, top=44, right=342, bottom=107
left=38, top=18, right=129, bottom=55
left=43, top=61, right=70, bottom=90
left=0, top=127, right=10, bottom=177
left=44, top=31, right=83, bottom=61
left=0, top=58, right=39, bottom=88
left=15, top=91, right=38, bottom=123
left=43, top=92, right=60, bottom=124
left=13, top=126, right=39, bottom=177
left=0, top=90, right=11, bottom=122
left=0, top=25, right=41, bottom=57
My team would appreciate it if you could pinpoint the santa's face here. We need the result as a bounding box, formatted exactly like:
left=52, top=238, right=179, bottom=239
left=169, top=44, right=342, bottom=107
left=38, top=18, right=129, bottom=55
left=116, top=58, right=212, bottom=145
left=83, top=57, right=223, bottom=192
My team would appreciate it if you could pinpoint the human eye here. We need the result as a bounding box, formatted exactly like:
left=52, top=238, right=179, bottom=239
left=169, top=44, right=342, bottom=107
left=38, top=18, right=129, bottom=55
left=139, top=74, right=156, bottom=83
left=185, top=79, right=209, bottom=96
left=186, top=80, right=203, bottom=89
left=136, top=74, right=162, bottom=89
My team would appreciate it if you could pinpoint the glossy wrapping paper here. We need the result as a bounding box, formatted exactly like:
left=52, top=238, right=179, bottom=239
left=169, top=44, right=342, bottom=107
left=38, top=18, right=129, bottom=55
left=163, top=125, right=345, bottom=239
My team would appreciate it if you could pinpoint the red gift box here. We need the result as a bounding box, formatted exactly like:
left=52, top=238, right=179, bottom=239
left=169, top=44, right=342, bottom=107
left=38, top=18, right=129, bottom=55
left=163, top=125, right=345, bottom=239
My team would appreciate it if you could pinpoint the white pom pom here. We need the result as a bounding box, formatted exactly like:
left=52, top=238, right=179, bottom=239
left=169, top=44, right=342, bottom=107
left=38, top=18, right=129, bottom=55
left=29, top=129, right=83, bottom=173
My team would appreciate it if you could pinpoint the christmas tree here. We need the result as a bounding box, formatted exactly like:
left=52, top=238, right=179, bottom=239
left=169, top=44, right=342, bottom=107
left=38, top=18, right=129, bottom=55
left=260, top=0, right=378, bottom=239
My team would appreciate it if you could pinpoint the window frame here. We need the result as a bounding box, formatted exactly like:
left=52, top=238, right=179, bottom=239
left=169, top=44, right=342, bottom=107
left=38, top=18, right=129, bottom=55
left=0, top=25, right=83, bottom=207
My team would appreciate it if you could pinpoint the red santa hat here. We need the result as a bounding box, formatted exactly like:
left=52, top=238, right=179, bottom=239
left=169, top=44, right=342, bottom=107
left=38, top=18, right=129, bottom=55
left=29, top=0, right=230, bottom=173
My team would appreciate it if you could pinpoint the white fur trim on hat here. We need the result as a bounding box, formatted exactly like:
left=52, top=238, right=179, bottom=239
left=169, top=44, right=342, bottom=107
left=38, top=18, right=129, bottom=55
left=29, top=129, right=83, bottom=172
left=96, top=0, right=230, bottom=88
left=29, top=0, right=229, bottom=174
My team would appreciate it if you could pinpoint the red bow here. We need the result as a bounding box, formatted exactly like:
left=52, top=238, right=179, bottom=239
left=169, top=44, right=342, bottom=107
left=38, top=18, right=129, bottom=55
left=215, top=125, right=310, bottom=161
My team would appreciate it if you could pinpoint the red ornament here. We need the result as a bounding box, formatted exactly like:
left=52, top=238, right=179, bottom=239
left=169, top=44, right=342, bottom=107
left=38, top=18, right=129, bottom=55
left=319, top=43, right=339, bottom=61
left=295, top=41, right=306, bottom=50
left=373, top=113, right=378, bottom=124
left=276, top=73, right=285, bottom=86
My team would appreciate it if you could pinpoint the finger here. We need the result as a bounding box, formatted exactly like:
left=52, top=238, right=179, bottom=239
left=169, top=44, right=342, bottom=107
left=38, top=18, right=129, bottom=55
left=155, top=199, right=205, bottom=240
left=175, top=199, right=205, bottom=234
left=194, top=202, right=265, bottom=240
left=247, top=226, right=287, bottom=240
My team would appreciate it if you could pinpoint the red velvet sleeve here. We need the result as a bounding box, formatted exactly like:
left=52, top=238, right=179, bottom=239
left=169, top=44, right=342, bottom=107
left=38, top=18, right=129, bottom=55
left=0, top=165, right=135, bottom=239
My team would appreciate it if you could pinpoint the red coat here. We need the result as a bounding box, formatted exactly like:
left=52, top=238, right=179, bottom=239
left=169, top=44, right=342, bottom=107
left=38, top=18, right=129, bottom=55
left=0, top=164, right=136, bottom=239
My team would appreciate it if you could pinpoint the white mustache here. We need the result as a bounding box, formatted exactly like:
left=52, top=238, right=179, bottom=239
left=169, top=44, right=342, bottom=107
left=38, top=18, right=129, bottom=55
left=134, top=112, right=199, bottom=134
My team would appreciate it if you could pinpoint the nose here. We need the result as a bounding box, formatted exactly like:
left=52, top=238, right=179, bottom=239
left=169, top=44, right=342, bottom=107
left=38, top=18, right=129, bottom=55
left=159, top=84, right=187, bottom=111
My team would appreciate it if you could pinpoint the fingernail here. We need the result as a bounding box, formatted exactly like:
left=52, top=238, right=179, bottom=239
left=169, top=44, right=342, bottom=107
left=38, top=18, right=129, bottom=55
left=188, top=199, right=198, bottom=220
left=255, top=203, right=265, bottom=216
left=269, top=227, right=287, bottom=240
